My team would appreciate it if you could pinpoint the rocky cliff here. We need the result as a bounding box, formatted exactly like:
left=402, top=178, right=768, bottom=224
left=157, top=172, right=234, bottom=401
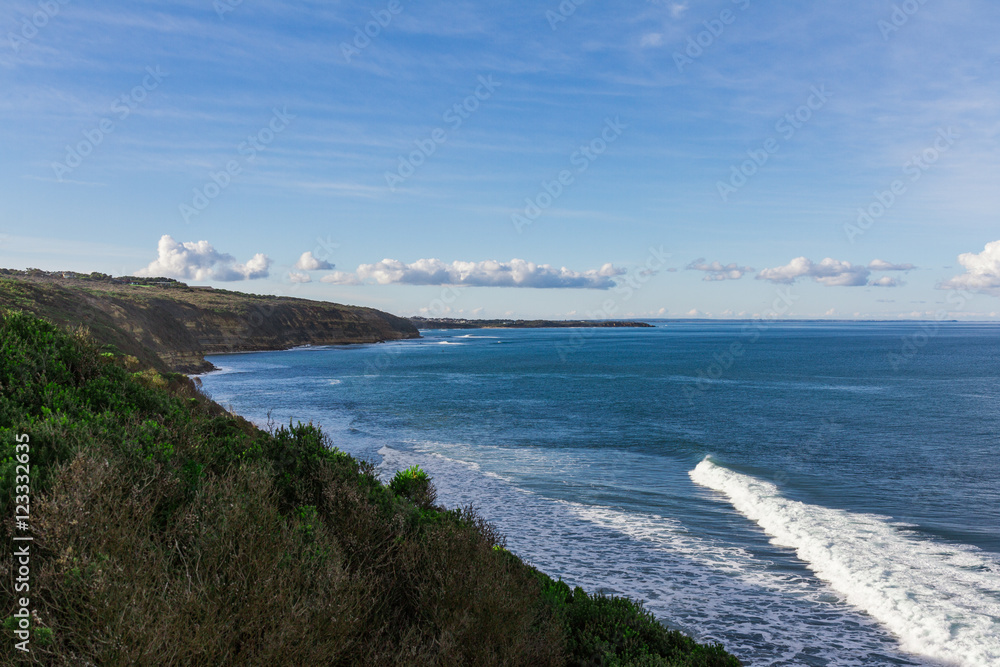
left=0, top=271, right=419, bottom=373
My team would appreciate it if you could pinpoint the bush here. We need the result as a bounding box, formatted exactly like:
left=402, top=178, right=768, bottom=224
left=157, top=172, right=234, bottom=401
left=388, top=464, right=437, bottom=509
left=538, top=575, right=740, bottom=666
left=0, top=310, right=741, bottom=666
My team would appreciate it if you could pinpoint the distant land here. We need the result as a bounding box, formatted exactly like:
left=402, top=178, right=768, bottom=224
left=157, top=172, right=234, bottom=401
left=410, top=317, right=655, bottom=329
left=0, top=269, right=418, bottom=374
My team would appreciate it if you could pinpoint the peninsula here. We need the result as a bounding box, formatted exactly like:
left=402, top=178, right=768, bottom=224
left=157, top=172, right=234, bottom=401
left=410, top=317, right=655, bottom=330
left=0, top=269, right=419, bottom=374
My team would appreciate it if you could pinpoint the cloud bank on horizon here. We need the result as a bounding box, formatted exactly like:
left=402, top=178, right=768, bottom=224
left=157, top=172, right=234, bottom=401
left=134, top=237, right=1000, bottom=306
left=7, top=0, right=999, bottom=318
left=138, top=237, right=626, bottom=290
left=686, top=259, right=754, bottom=282
left=354, top=258, right=625, bottom=289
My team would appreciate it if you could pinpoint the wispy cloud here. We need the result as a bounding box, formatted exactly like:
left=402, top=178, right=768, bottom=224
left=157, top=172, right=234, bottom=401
left=869, top=259, right=916, bottom=271
left=640, top=33, right=664, bottom=48
left=320, top=271, right=362, bottom=286
left=686, top=258, right=754, bottom=281
left=757, top=257, right=870, bottom=287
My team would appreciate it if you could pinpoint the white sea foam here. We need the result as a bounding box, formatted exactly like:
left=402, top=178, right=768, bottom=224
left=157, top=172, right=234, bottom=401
left=378, top=444, right=937, bottom=666
left=690, top=457, right=1000, bottom=667
left=191, top=365, right=248, bottom=377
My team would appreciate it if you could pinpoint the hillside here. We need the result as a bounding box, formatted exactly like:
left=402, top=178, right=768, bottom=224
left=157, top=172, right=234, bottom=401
left=0, top=311, right=741, bottom=665
left=0, top=270, right=419, bottom=373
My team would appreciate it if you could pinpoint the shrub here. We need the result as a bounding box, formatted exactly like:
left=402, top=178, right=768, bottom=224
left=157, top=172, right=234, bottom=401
left=388, top=464, right=437, bottom=509
left=0, top=310, right=741, bottom=666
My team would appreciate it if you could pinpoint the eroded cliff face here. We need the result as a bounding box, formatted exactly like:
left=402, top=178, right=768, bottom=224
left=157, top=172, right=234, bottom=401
left=0, top=276, right=419, bottom=373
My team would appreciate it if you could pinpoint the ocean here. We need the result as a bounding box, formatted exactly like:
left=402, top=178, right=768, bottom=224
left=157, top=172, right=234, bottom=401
left=198, top=322, right=1000, bottom=666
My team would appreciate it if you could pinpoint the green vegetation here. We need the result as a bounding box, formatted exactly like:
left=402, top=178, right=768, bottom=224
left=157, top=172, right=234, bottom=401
left=0, top=311, right=740, bottom=665
left=388, top=464, right=437, bottom=509
left=0, top=272, right=419, bottom=374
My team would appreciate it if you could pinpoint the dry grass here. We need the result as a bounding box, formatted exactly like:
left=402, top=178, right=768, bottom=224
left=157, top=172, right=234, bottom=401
left=27, top=454, right=370, bottom=665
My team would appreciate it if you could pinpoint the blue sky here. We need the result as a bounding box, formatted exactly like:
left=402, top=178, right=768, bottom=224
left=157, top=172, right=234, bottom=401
left=2, top=0, right=999, bottom=319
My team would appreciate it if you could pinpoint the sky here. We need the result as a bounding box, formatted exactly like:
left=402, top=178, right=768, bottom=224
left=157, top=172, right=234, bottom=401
left=2, top=0, right=999, bottom=320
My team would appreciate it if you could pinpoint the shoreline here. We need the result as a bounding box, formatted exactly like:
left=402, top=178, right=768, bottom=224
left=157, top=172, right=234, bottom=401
left=0, top=310, right=744, bottom=665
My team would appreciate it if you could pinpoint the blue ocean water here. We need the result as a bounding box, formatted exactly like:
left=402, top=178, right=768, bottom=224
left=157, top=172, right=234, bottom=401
left=199, top=322, right=1000, bottom=666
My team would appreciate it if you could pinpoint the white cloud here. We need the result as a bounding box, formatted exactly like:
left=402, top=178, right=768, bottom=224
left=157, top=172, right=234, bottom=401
left=319, top=271, right=362, bottom=286
left=941, top=240, right=1000, bottom=295
left=670, top=2, right=689, bottom=18
left=294, top=251, right=333, bottom=271
left=869, top=259, right=916, bottom=271
left=757, top=257, right=870, bottom=287
left=288, top=271, right=312, bottom=284
left=136, top=235, right=271, bottom=281
left=686, top=258, right=754, bottom=281
left=870, top=276, right=900, bottom=287
left=353, top=258, right=625, bottom=289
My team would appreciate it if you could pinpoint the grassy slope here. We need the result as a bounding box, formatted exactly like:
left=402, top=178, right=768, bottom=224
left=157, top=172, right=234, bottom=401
left=0, top=311, right=741, bottom=666
left=0, top=275, right=419, bottom=374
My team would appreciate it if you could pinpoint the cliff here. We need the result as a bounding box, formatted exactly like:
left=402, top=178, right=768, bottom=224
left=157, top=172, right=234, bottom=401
left=0, top=270, right=419, bottom=373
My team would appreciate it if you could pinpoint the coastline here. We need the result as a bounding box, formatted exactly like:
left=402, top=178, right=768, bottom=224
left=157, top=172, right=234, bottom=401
left=196, top=324, right=1000, bottom=666
left=1, top=309, right=742, bottom=665
left=0, top=272, right=421, bottom=374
